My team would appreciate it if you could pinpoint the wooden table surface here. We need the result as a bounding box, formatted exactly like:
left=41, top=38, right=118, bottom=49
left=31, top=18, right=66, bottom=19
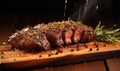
left=0, top=45, right=120, bottom=71
left=27, top=58, right=120, bottom=71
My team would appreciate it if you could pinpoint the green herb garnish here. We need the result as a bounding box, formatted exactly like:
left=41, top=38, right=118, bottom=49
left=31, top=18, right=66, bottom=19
left=94, top=21, right=120, bottom=43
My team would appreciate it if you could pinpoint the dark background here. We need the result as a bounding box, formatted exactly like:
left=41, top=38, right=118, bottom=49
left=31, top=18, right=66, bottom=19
left=0, top=0, right=120, bottom=45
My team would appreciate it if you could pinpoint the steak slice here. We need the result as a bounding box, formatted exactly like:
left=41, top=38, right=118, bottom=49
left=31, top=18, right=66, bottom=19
left=80, top=26, right=94, bottom=43
left=62, top=28, right=73, bottom=45
left=72, top=25, right=85, bottom=43
left=8, top=27, right=51, bottom=51
left=44, top=29, right=64, bottom=48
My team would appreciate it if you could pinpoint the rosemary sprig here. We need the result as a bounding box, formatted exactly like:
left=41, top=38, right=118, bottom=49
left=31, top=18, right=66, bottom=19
left=94, top=21, right=120, bottom=43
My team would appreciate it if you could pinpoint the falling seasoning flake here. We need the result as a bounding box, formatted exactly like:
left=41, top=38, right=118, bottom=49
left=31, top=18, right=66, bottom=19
left=16, top=53, right=22, bottom=56
left=96, top=5, right=99, bottom=10
left=2, top=42, right=6, bottom=45
left=113, top=24, right=116, bottom=27
left=45, top=67, right=48, bottom=70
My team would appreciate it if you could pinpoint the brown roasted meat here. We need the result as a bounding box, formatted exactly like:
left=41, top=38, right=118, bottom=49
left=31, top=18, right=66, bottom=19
left=8, top=21, right=94, bottom=51
left=8, top=27, right=51, bottom=51
left=44, top=29, right=64, bottom=48
left=80, top=26, right=94, bottom=43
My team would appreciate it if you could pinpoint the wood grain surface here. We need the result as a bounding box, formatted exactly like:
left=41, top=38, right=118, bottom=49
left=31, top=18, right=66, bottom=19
left=106, top=58, right=120, bottom=71
left=0, top=41, right=120, bottom=70
left=28, top=61, right=106, bottom=71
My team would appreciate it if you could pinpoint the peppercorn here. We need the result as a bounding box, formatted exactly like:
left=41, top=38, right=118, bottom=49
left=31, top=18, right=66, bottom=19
left=39, top=54, right=42, bottom=57
left=103, top=44, right=106, bottom=47
left=13, top=59, right=16, bottom=61
left=1, top=56, right=4, bottom=59
left=96, top=47, right=99, bottom=51
left=71, top=49, right=74, bottom=52
left=56, top=52, right=59, bottom=55
left=94, top=42, right=99, bottom=48
left=89, top=48, right=92, bottom=51
left=48, top=54, right=51, bottom=57
left=0, top=51, right=4, bottom=54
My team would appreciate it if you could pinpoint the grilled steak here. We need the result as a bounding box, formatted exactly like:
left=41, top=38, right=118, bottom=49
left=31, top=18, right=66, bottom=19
left=8, top=21, right=94, bottom=51
left=8, top=27, right=51, bottom=51
left=44, top=29, right=64, bottom=48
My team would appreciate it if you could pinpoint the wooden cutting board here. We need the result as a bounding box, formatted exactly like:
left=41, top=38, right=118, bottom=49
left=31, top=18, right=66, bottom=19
left=0, top=41, right=120, bottom=70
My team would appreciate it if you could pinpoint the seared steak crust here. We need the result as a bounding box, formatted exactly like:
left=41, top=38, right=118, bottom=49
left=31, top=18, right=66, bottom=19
left=8, top=21, right=94, bottom=51
left=8, top=27, right=50, bottom=51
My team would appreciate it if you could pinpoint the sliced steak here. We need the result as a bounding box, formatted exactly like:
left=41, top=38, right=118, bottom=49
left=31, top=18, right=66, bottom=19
left=62, top=28, right=73, bottom=45
left=72, top=25, right=84, bottom=43
left=44, top=29, right=64, bottom=48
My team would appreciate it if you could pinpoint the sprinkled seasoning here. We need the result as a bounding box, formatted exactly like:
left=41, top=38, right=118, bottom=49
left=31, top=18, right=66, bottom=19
left=89, top=48, right=92, bottom=51
left=0, top=51, right=4, bottom=54
left=2, top=42, right=6, bottom=45
left=1, top=56, right=4, bottom=59
left=48, top=54, right=51, bottom=57
left=13, top=59, right=16, bottom=61
left=16, top=53, right=22, bottom=56
left=103, top=44, right=106, bottom=47
left=56, top=52, right=59, bottom=55
left=71, top=49, right=74, bottom=52
left=94, top=42, right=99, bottom=48
left=39, top=54, right=42, bottom=57
left=96, top=47, right=99, bottom=51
